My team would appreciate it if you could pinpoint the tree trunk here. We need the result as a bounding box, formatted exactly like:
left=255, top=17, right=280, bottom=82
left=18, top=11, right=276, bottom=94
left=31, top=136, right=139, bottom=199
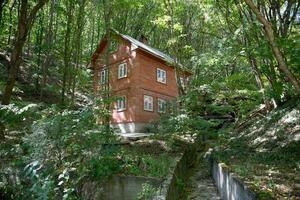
left=90, top=10, right=95, bottom=55
left=7, top=0, right=16, bottom=46
left=1, top=0, right=49, bottom=105
left=0, top=121, right=5, bottom=140
left=61, top=0, right=73, bottom=105
left=40, top=0, right=55, bottom=100
left=248, top=56, right=271, bottom=110
left=35, top=11, right=45, bottom=93
left=0, top=0, right=8, bottom=26
left=244, top=0, right=300, bottom=95
left=71, top=0, right=86, bottom=103
left=102, top=0, right=111, bottom=131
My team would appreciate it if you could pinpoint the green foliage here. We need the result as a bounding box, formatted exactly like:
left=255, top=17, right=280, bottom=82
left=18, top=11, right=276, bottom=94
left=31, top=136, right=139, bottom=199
left=24, top=161, right=55, bottom=200
left=122, top=151, right=173, bottom=178
left=136, top=182, right=157, bottom=200
left=1, top=0, right=300, bottom=199
left=0, top=103, right=42, bottom=128
left=89, top=146, right=122, bottom=178
left=0, top=102, right=119, bottom=199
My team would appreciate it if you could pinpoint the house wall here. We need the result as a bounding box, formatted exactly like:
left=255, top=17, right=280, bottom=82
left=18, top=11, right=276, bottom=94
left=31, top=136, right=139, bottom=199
left=134, top=50, right=179, bottom=123
left=93, top=41, right=138, bottom=124
left=93, top=39, right=182, bottom=133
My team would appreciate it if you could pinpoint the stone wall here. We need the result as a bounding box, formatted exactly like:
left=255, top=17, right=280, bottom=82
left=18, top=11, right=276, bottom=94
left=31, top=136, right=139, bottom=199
left=210, top=159, right=257, bottom=200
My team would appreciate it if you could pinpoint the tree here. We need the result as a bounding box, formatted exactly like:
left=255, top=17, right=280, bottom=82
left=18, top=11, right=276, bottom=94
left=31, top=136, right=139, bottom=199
left=102, top=0, right=112, bottom=131
left=0, top=0, right=8, bottom=26
left=244, top=0, right=300, bottom=94
left=40, top=0, right=56, bottom=100
left=61, top=0, right=74, bottom=105
left=1, top=0, right=49, bottom=105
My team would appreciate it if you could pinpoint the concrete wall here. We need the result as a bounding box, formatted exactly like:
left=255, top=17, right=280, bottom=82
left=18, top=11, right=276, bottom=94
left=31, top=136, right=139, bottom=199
left=81, top=175, right=161, bottom=200
left=154, top=143, right=198, bottom=200
left=111, top=122, right=150, bottom=133
left=210, top=159, right=257, bottom=200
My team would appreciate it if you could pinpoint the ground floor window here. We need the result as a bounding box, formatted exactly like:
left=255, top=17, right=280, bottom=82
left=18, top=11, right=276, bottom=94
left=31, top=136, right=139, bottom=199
left=117, top=96, right=126, bottom=111
left=144, top=95, right=153, bottom=111
left=157, top=98, right=166, bottom=113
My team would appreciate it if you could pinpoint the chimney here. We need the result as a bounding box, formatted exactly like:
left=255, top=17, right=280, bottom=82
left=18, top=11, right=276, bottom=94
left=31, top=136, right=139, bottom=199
left=139, top=34, right=148, bottom=44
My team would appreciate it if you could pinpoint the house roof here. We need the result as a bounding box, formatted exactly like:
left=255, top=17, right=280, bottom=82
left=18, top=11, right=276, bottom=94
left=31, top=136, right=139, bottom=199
left=91, top=29, right=192, bottom=75
left=114, top=30, right=175, bottom=64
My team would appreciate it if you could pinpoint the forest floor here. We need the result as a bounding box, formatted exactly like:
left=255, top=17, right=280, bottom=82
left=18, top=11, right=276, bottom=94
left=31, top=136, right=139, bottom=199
left=212, top=99, right=300, bottom=199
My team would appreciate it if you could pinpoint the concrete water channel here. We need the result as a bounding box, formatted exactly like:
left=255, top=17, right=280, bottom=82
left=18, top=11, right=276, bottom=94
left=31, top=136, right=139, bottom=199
left=186, top=153, right=221, bottom=200
left=81, top=139, right=254, bottom=200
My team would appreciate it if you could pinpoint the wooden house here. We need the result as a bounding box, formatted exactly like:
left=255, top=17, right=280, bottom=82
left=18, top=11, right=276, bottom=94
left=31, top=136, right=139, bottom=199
left=91, top=30, right=191, bottom=134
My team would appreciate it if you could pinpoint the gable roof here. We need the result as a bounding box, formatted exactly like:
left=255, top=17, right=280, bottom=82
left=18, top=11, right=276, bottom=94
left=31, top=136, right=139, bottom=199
left=91, top=29, right=192, bottom=75
left=115, top=30, right=175, bottom=64
left=91, top=29, right=176, bottom=65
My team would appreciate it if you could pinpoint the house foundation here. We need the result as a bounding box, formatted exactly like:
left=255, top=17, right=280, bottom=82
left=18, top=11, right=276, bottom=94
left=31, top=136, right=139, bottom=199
left=111, top=122, right=150, bottom=134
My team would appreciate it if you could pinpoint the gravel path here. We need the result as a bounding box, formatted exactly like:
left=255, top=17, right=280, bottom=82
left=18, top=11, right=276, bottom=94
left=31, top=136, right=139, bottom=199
left=186, top=153, right=221, bottom=200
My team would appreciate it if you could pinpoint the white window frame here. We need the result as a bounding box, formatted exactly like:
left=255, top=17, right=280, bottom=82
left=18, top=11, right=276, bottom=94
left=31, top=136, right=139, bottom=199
left=157, top=98, right=166, bottom=113
left=118, top=63, right=127, bottom=79
left=157, top=68, right=167, bottom=84
left=117, top=96, right=126, bottom=111
left=144, top=95, right=153, bottom=111
left=100, top=68, right=108, bottom=84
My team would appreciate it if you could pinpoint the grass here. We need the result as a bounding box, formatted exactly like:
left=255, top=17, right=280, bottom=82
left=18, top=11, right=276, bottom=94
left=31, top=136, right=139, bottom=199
left=120, top=145, right=178, bottom=178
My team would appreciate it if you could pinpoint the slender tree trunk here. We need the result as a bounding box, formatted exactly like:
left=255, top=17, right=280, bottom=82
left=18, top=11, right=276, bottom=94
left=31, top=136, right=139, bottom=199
left=244, top=0, right=300, bottom=94
left=61, top=0, right=73, bottom=105
left=40, top=0, right=55, bottom=100
left=0, top=0, right=8, bottom=26
left=71, top=0, right=86, bottom=103
left=164, top=0, right=186, bottom=96
left=236, top=4, right=271, bottom=110
left=89, top=9, right=95, bottom=55
left=35, top=11, right=45, bottom=93
left=248, top=56, right=271, bottom=110
left=2, top=0, right=49, bottom=105
left=7, top=0, right=16, bottom=46
left=102, top=0, right=111, bottom=131
left=0, top=121, right=5, bottom=140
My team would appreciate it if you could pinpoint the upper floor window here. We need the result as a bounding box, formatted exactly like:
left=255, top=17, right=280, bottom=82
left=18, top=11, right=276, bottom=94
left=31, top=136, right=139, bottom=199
left=157, top=68, right=166, bottom=84
left=118, top=63, right=127, bottom=79
left=180, top=77, right=186, bottom=88
left=157, top=98, right=166, bottom=113
left=100, top=68, right=108, bottom=84
left=144, top=95, right=153, bottom=111
left=117, top=96, right=126, bottom=111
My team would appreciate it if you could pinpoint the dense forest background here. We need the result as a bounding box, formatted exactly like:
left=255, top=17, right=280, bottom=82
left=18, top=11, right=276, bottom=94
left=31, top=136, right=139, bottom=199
left=0, top=0, right=299, bottom=108
left=0, top=0, right=299, bottom=199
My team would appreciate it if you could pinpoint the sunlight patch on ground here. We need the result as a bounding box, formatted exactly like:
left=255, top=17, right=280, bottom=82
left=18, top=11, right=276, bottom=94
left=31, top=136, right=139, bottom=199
left=279, top=109, right=300, bottom=124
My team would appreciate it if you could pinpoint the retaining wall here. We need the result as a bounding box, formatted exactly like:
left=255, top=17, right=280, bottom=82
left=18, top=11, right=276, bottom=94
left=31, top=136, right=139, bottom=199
left=154, top=143, right=198, bottom=200
left=210, top=159, right=257, bottom=200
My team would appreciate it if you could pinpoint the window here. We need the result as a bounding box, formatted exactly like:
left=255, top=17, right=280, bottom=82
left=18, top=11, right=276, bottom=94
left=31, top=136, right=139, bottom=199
left=118, top=63, right=127, bottom=79
left=117, top=96, right=126, bottom=111
left=100, top=68, right=108, bottom=84
left=180, top=77, right=185, bottom=86
left=157, top=98, right=166, bottom=113
left=157, top=68, right=166, bottom=83
left=144, top=95, right=153, bottom=111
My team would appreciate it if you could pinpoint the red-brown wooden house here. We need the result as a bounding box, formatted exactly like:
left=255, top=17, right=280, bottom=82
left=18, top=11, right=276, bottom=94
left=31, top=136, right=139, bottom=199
left=91, top=30, right=191, bottom=134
